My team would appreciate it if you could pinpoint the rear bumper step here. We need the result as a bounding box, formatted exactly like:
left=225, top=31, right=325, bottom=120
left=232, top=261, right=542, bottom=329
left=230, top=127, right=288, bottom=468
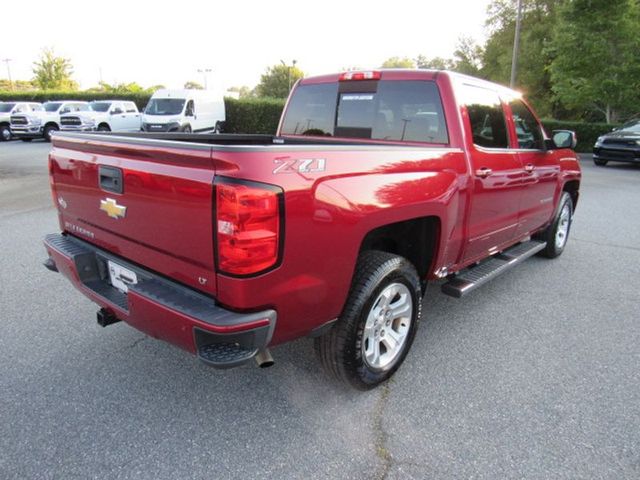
left=43, top=233, right=276, bottom=368
left=442, top=240, right=546, bottom=298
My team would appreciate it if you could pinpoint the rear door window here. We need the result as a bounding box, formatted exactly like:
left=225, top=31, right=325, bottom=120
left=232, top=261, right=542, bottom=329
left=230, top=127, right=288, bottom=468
left=281, top=80, right=448, bottom=144
left=459, top=84, right=509, bottom=149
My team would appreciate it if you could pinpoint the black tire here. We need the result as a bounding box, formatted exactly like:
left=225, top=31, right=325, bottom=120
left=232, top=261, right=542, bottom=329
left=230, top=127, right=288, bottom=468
left=593, top=158, right=608, bottom=166
left=182, top=125, right=192, bottom=133
left=97, top=124, right=110, bottom=132
left=0, top=125, right=10, bottom=141
left=535, top=192, right=574, bottom=259
left=20, top=138, right=33, bottom=142
left=43, top=124, right=58, bottom=142
left=315, top=250, right=422, bottom=390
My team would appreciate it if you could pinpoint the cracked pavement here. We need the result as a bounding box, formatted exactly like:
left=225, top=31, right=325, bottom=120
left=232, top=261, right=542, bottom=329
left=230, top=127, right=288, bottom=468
left=1, top=142, right=639, bottom=479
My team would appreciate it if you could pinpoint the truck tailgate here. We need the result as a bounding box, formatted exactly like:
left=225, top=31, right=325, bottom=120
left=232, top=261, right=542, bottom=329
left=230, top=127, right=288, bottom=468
left=49, top=135, right=218, bottom=295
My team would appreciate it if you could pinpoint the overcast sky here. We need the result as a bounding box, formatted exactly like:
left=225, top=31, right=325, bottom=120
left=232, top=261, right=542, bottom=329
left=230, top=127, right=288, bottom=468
left=2, top=0, right=491, bottom=90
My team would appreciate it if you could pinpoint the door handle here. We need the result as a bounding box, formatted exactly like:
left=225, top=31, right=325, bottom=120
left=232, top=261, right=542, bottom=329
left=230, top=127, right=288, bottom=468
left=524, top=163, right=535, bottom=174
left=475, top=167, right=493, bottom=178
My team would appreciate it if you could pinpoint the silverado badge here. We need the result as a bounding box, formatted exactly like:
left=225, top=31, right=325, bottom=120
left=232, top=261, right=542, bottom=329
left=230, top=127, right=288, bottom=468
left=100, top=198, right=127, bottom=219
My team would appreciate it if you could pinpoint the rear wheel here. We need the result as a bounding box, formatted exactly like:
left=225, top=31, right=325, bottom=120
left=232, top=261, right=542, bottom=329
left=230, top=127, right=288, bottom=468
left=536, top=192, right=574, bottom=258
left=20, top=138, right=33, bottom=142
left=593, top=158, right=608, bottom=166
left=315, top=251, right=422, bottom=390
left=44, top=124, right=58, bottom=142
left=97, top=124, right=110, bottom=132
left=0, top=125, right=10, bottom=141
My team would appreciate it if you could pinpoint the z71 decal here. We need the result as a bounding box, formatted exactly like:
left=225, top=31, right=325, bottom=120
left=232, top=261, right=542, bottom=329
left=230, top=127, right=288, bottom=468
left=273, top=158, right=326, bottom=174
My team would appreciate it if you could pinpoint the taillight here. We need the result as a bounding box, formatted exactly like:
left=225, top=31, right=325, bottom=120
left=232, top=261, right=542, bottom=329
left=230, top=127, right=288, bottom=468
left=215, top=179, right=283, bottom=276
left=339, top=71, right=381, bottom=81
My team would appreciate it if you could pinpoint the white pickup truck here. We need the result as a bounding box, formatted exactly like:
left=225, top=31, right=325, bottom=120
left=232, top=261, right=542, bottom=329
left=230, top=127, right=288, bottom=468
left=10, top=100, right=88, bottom=142
left=60, top=100, right=141, bottom=133
left=0, top=102, right=43, bottom=141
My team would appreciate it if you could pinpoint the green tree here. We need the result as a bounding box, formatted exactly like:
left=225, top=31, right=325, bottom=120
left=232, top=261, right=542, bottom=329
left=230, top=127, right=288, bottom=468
left=228, top=85, right=254, bottom=98
left=452, top=37, right=483, bottom=75
left=414, top=55, right=454, bottom=70
left=184, top=81, right=204, bottom=90
left=0, top=79, right=37, bottom=92
left=481, top=0, right=561, bottom=117
left=381, top=57, right=416, bottom=68
left=32, top=48, right=77, bottom=90
left=255, top=64, right=304, bottom=98
left=550, top=0, right=640, bottom=122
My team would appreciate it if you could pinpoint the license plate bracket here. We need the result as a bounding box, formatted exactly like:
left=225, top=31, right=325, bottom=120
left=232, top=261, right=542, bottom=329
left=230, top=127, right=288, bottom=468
left=107, top=260, right=138, bottom=293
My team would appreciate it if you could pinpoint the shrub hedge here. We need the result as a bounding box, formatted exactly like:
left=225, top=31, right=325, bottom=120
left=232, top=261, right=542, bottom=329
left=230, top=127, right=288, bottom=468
left=224, top=97, right=285, bottom=134
left=0, top=91, right=618, bottom=148
left=0, top=91, right=153, bottom=110
left=541, top=119, right=619, bottom=152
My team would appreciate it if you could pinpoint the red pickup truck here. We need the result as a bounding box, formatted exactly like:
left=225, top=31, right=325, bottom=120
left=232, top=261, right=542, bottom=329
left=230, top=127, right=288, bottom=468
left=44, top=70, right=581, bottom=389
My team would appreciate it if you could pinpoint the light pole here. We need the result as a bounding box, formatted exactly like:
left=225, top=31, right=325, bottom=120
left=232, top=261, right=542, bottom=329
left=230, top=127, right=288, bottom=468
left=197, top=68, right=212, bottom=89
left=280, top=59, right=297, bottom=93
left=510, top=0, right=523, bottom=88
left=2, top=58, right=13, bottom=91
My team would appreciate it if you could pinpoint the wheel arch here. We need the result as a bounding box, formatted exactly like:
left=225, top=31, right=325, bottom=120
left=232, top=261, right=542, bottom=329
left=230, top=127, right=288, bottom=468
left=44, top=121, right=59, bottom=130
left=562, top=179, right=580, bottom=210
left=358, top=216, right=441, bottom=283
left=97, top=122, right=111, bottom=131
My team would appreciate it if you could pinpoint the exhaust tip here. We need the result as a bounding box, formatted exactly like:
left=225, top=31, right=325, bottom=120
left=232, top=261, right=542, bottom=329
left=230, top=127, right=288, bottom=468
left=254, top=349, right=274, bottom=368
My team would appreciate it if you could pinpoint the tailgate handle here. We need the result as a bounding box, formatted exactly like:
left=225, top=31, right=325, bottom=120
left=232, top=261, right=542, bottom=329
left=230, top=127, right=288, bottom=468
left=99, top=166, right=123, bottom=194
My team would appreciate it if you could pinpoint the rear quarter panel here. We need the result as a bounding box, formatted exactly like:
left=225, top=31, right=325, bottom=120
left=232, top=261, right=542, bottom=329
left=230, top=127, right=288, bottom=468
left=212, top=146, right=468, bottom=344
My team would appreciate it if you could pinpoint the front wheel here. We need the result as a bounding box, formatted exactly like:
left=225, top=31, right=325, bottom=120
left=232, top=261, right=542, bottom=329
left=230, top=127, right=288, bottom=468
left=535, top=192, right=574, bottom=258
left=0, top=125, right=11, bottom=141
left=593, top=158, right=608, bottom=166
left=20, top=138, right=33, bottom=142
left=315, top=251, right=422, bottom=390
left=182, top=125, right=192, bottom=133
left=43, top=125, right=58, bottom=142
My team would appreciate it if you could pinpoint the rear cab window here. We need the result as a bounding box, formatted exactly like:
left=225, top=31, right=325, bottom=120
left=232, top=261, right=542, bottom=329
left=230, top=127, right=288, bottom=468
left=280, top=79, right=449, bottom=144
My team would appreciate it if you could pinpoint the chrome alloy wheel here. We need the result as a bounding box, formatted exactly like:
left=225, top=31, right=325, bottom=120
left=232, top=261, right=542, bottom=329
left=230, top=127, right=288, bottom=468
left=362, top=282, right=413, bottom=370
left=555, top=203, right=571, bottom=249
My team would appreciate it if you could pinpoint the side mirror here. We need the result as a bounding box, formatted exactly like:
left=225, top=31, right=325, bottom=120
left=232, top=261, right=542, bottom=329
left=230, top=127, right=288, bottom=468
left=549, top=130, right=577, bottom=150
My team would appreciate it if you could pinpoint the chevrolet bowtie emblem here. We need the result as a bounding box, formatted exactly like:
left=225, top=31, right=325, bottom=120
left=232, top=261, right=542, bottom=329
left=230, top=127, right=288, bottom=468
left=100, top=198, right=127, bottom=219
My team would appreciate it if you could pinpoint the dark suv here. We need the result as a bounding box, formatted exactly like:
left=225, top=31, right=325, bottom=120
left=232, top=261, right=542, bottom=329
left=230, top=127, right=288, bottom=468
left=593, top=120, right=640, bottom=166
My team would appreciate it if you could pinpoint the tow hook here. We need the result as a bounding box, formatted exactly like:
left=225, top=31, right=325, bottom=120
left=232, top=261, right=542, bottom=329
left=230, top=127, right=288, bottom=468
left=97, top=308, right=121, bottom=327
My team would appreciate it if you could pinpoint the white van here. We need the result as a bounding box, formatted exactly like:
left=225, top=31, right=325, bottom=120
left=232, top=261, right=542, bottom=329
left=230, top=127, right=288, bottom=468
left=141, top=89, right=225, bottom=133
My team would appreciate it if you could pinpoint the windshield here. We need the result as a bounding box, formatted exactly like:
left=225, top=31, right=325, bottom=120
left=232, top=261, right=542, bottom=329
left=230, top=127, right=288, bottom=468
left=89, top=102, right=111, bottom=112
left=144, top=98, right=185, bottom=116
left=620, top=120, right=640, bottom=133
left=280, top=80, right=449, bottom=143
left=43, top=102, right=62, bottom=112
left=0, top=103, right=16, bottom=113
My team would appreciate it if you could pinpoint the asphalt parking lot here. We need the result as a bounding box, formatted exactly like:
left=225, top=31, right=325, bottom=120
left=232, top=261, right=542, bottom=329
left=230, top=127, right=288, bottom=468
left=1, top=140, right=639, bottom=480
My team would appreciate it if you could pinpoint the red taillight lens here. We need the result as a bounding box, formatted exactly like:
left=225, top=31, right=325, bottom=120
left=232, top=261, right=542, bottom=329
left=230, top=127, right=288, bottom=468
left=339, top=71, right=381, bottom=81
left=216, top=180, right=282, bottom=276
